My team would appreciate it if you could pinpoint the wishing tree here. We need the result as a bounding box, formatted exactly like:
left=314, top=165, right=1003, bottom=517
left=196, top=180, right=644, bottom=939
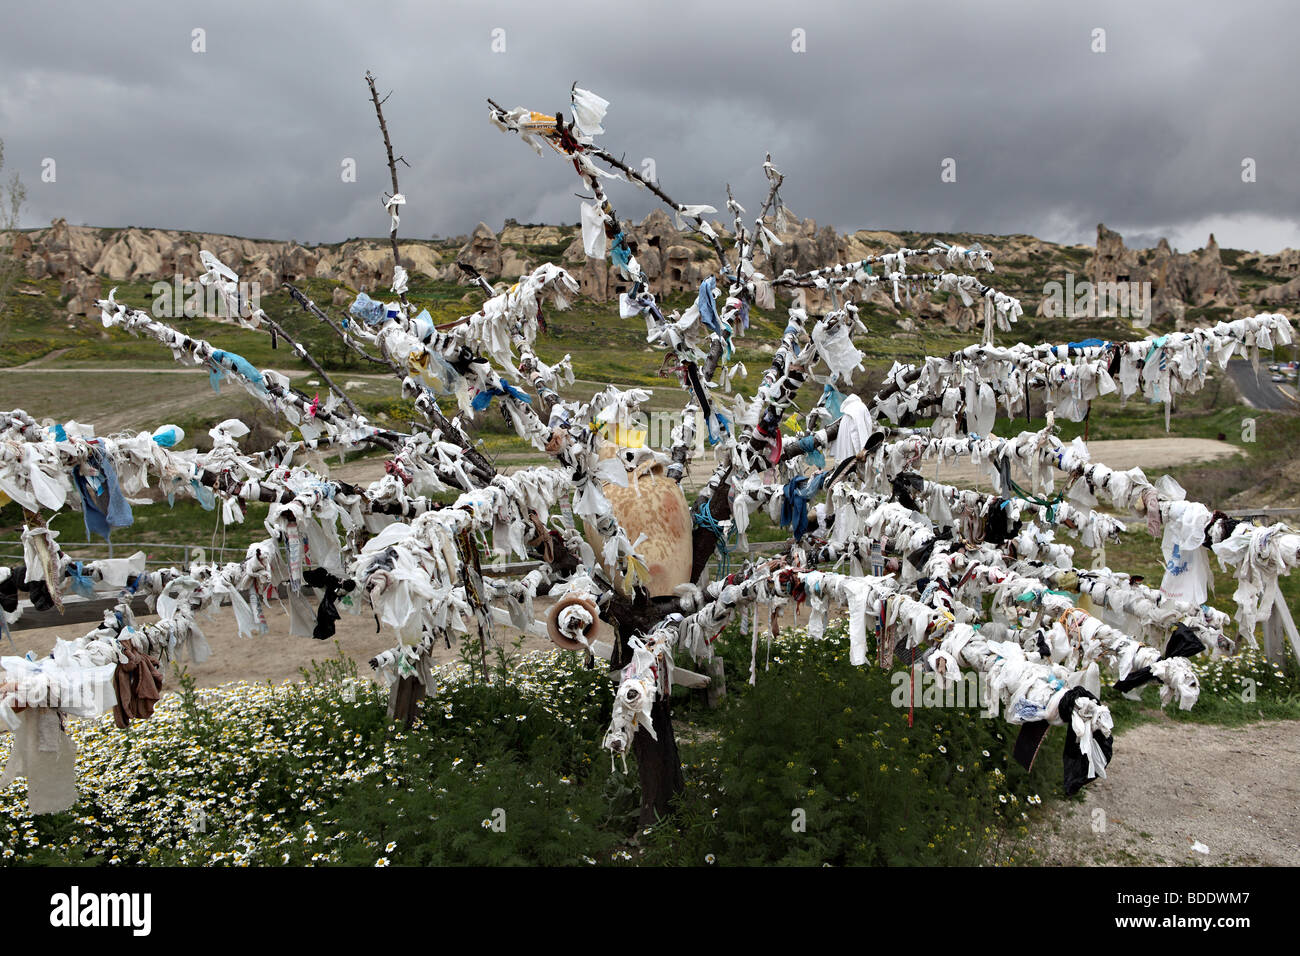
left=2, top=75, right=1298, bottom=824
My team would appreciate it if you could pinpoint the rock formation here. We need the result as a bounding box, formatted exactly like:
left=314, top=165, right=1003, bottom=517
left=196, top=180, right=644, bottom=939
left=1, top=213, right=1290, bottom=323
left=455, top=222, right=503, bottom=282
left=1086, top=224, right=1239, bottom=324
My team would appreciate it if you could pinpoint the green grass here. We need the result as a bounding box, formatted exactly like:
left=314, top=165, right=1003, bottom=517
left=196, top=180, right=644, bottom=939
left=1104, top=649, right=1300, bottom=732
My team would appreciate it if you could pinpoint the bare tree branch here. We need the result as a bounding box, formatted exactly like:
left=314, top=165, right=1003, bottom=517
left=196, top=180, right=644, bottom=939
left=282, top=281, right=399, bottom=372
left=366, top=70, right=411, bottom=314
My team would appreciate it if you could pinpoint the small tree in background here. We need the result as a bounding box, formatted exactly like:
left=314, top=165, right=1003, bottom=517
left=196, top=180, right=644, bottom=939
left=0, top=137, right=28, bottom=341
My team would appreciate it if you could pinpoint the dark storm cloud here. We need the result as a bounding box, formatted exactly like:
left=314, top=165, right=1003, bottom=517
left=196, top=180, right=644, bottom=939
left=2, top=0, right=1297, bottom=251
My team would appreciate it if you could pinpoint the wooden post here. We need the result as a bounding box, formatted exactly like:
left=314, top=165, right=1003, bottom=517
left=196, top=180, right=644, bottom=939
left=632, top=697, right=685, bottom=827
left=1262, top=593, right=1300, bottom=667
left=386, top=674, right=421, bottom=728
left=1261, top=609, right=1281, bottom=666
left=706, top=655, right=727, bottom=709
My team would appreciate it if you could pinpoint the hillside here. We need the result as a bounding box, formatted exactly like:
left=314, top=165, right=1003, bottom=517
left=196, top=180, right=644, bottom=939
left=5, top=213, right=1298, bottom=373
left=2, top=214, right=1297, bottom=511
left=7, top=212, right=1299, bottom=324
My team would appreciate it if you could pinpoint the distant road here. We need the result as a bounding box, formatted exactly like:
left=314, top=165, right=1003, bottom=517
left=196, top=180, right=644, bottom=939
left=1226, top=359, right=1299, bottom=411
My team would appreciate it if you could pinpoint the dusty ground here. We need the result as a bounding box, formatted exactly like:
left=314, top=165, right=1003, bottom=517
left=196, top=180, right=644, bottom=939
left=929, top=437, right=1243, bottom=489
left=5, top=597, right=560, bottom=690
left=1018, top=719, right=1300, bottom=866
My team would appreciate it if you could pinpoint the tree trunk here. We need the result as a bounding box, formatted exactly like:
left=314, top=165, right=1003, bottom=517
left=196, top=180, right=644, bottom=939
left=633, top=697, right=685, bottom=827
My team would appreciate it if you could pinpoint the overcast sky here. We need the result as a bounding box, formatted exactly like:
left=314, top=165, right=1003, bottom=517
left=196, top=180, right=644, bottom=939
left=2, top=0, right=1297, bottom=253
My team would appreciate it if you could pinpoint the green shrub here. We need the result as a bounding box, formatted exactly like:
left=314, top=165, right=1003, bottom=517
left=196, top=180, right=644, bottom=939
left=641, top=623, right=1058, bottom=865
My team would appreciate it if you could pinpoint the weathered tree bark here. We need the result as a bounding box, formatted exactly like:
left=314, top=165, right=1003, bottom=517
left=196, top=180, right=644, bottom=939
left=386, top=674, right=422, bottom=728
left=632, top=697, right=685, bottom=827
left=705, top=656, right=727, bottom=709
left=690, top=470, right=733, bottom=583
left=261, top=314, right=361, bottom=416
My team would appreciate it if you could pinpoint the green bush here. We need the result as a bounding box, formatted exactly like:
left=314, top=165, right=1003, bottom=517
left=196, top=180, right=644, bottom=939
left=323, top=649, right=626, bottom=866
left=641, top=623, right=1058, bottom=865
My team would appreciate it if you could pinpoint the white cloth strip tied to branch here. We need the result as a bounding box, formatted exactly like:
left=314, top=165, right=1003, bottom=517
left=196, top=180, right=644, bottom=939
left=3, top=408, right=602, bottom=654
left=806, top=400, right=1294, bottom=639
left=744, top=427, right=1225, bottom=684
left=489, top=96, right=648, bottom=286
left=353, top=467, right=570, bottom=645
left=368, top=265, right=662, bottom=569
left=71, top=278, right=649, bottom=613
left=198, top=252, right=574, bottom=463
left=809, top=488, right=1213, bottom=693
left=11, top=546, right=316, bottom=702
left=1078, top=568, right=1234, bottom=654
left=1, top=458, right=586, bottom=811
left=817, top=413, right=1298, bottom=641
left=867, top=312, right=1295, bottom=429
left=941, top=557, right=1202, bottom=711
left=692, top=285, right=1019, bottom=523
left=0, top=412, right=447, bottom=578
left=1211, top=522, right=1300, bottom=636
left=967, top=427, right=1300, bottom=636
left=718, top=460, right=1200, bottom=679
left=393, top=264, right=579, bottom=392
left=491, top=89, right=756, bottom=291
left=623, top=286, right=738, bottom=470
left=354, top=445, right=648, bottom=661
left=98, top=293, right=381, bottom=451
left=198, top=250, right=267, bottom=328
left=825, top=455, right=1127, bottom=550
left=780, top=266, right=1022, bottom=331
left=94, top=269, right=592, bottom=494
left=933, top=619, right=1113, bottom=786
left=697, top=307, right=826, bottom=493
left=96, top=260, right=654, bottom=590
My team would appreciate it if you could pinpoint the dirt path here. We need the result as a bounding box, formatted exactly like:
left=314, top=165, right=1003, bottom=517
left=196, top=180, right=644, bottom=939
left=1020, top=719, right=1300, bottom=866
left=929, top=437, right=1243, bottom=488
left=3, top=363, right=205, bottom=374
left=8, top=347, right=72, bottom=368
left=0, top=368, right=302, bottom=436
